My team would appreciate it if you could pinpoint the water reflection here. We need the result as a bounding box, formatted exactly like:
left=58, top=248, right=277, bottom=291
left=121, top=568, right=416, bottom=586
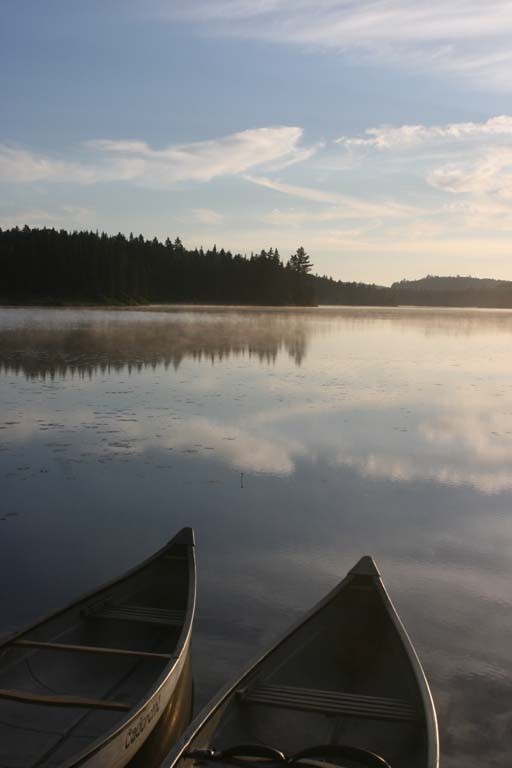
left=0, top=307, right=312, bottom=378
left=3, top=304, right=512, bottom=379
left=1, top=305, right=512, bottom=767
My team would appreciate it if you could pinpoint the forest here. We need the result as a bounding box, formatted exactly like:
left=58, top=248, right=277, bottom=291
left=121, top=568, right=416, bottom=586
left=0, top=227, right=392, bottom=307
left=2, top=226, right=512, bottom=308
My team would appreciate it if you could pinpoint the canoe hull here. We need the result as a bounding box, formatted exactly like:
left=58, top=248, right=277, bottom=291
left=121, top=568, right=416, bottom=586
left=160, top=556, right=438, bottom=768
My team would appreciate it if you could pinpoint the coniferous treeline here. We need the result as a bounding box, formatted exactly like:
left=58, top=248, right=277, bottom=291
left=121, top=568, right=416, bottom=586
left=0, top=227, right=319, bottom=305
left=0, top=226, right=393, bottom=307
left=2, top=226, right=512, bottom=308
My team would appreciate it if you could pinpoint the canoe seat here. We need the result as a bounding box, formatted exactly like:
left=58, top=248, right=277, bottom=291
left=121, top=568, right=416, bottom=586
left=87, top=603, right=185, bottom=627
left=241, top=684, right=418, bottom=723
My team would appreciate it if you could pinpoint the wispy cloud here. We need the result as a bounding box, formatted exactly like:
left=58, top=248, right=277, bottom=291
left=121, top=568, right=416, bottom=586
left=0, top=145, right=100, bottom=184
left=88, top=127, right=314, bottom=183
left=245, top=174, right=419, bottom=218
left=336, top=116, right=512, bottom=151
left=429, top=148, right=512, bottom=198
left=0, top=127, right=316, bottom=187
left=334, top=115, right=512, bottom=231
left=158, top=1, right=512, bottom=88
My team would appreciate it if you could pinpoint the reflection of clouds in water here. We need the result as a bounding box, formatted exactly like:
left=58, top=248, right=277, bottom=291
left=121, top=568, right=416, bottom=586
left=2, top=402, right=304, bottom=475
left=5, top=379, right=512, bottom=490
left=387, top=558, right=512, bottom=768
left=419, top=407, right=512, bottom=464
left=333, top=396, right=512, bottom=494
left=162, top=417, right=305, bottom=474
left=337, top=451, right=512, bottom=494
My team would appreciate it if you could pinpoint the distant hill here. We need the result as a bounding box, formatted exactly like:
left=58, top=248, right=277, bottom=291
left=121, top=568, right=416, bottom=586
left=392, top=275, right=512, bottom=291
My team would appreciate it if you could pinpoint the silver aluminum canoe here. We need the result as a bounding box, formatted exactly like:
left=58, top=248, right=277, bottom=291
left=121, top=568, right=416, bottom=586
left=161, top=555, right=438, bottom=768
left=0, top=526, right=196, bottom=768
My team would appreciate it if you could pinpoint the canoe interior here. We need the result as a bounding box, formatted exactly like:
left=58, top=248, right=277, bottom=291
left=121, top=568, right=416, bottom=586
left=0, top=540, right=191, bottom=768
left=184, top=573, right=429, bottom=768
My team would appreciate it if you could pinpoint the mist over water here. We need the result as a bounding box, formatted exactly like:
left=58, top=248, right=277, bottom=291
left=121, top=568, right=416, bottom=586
left=1, top=305, right=512, bottom=767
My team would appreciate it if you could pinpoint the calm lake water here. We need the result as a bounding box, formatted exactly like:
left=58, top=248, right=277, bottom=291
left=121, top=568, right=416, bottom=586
left=1, top=305, right=512, bottom=767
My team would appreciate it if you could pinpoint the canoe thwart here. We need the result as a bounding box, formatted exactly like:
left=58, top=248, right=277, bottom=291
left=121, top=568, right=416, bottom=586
left=12, top=639, right=174, bottom=660
left=0, top=687, right=131, bottom=711
left=242, top=684, right=419, bottom=722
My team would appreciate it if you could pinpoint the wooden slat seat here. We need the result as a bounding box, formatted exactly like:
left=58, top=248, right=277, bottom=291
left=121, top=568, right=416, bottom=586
left=241, top=684, right=418, bottom=723
left=12, top=639, right=174, bottom=660
left=0, top=688, right=131, bottom=711
left=90, top=603, right=185, bottom=627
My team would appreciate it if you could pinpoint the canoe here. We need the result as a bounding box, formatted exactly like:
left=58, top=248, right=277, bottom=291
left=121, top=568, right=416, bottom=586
left=0, top=526, right=196, bottom=768
left=162, top=556, right=438, bottom=768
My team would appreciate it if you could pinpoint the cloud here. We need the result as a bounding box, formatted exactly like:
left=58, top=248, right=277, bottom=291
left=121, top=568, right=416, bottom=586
left=0, top=127, right=316, bottom=187
left=158, top=1, right=512, bottom=88
left=336, top=116, right=512, bottom=151
left=0, top=145, right=101, bottom=184
left=261, top=141, right=325, bottom=172
left=334, top=115, right=512, bottom=231
left=245, top=174, right=421, bottom=218
left=89, top=126, right=314, bottom=183
left=428, top=148, right=512, bottom=198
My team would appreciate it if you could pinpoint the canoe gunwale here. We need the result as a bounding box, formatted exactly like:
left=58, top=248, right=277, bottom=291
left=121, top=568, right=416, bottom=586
left=374, top=575, right=439, bottom=768
left=163, top=556, right=438, bottom=768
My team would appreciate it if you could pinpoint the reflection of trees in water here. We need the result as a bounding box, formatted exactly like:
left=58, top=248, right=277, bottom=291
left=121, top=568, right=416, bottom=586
left=0, top=316, right=309, bottom=379
left=2, top=304, right=512, bottom=379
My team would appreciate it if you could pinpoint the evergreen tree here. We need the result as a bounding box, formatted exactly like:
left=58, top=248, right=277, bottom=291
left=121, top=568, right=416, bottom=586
left=287, top=246, right=313, bottom=274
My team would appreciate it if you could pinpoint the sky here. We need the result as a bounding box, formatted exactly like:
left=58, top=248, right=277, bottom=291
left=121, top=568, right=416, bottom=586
left=2, top=1, right=512, bottom=284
